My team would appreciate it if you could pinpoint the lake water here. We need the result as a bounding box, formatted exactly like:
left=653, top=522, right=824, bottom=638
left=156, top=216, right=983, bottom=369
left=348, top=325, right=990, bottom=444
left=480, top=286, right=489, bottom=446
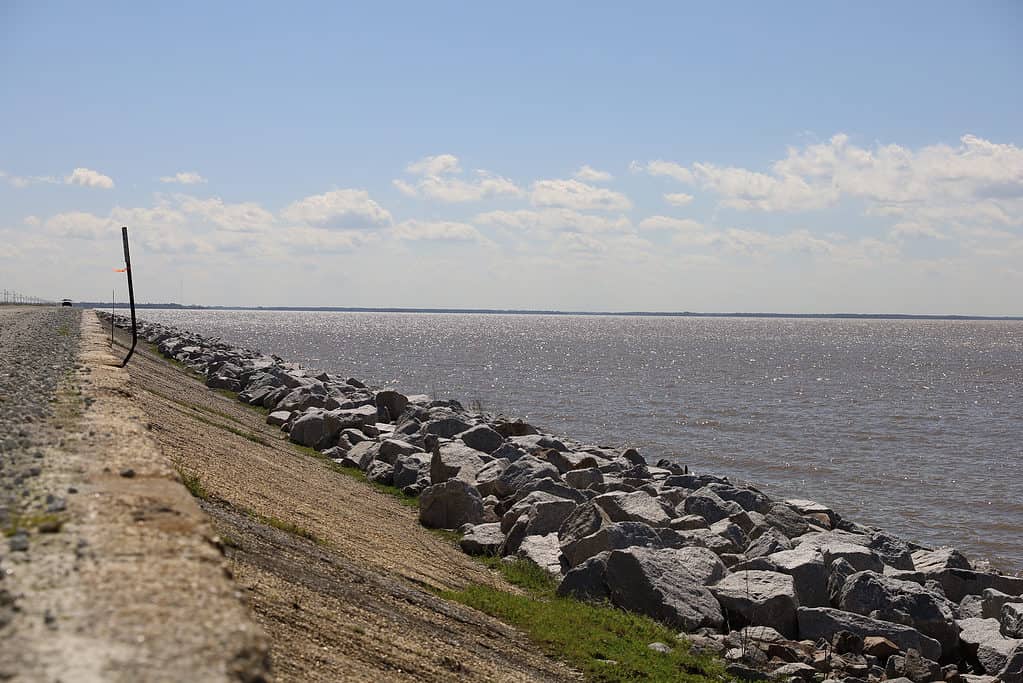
left=139, top=309, right=1023, bottom=572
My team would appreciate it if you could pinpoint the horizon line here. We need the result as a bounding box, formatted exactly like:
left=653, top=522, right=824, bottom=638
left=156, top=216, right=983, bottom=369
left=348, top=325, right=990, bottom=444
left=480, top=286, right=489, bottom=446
left=79, top=302, right=1023, bottom=321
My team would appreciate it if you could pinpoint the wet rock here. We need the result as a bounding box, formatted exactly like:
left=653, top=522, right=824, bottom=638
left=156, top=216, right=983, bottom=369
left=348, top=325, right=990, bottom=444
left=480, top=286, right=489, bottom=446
left=797, top=607, right=942, bottom=662
left=868, top=531, right=916, bottom=571
left=711, top=570, right=799, bottom=638
left=491, top=419, right=538, bottom=437
left=932, top=569, right=1023, bottom=603
left=419, top=479, right=484, bottom=529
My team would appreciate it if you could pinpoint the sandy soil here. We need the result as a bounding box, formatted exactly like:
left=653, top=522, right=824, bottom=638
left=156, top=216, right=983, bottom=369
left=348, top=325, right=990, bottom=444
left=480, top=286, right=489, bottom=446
left=113, top=315, right=578, bottom=682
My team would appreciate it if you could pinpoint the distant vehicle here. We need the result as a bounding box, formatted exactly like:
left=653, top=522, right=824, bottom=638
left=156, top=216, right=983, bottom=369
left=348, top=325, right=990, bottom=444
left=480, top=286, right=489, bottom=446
left=60, top=299, right=73, bottom=307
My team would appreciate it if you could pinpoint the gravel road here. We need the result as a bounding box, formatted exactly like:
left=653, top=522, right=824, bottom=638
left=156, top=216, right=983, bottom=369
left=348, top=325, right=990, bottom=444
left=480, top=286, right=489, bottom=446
left=0, top=305, right=80, bottom=545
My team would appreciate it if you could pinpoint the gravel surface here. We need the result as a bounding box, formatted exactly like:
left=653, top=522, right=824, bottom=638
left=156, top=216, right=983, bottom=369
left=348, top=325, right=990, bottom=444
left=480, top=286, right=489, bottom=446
left=0, top=305, right=80, bottom=534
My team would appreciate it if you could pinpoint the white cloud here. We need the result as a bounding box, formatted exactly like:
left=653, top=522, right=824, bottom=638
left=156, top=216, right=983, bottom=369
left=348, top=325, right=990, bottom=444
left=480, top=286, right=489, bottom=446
left=280, top=189, right=391, bottom=229
left=407, top=154, right=461, bottom=176
left=171, top=196, right=273, bottom=233
left=890, top=221, right=947, bottom=240
left=392, top=220, right=483, bottom=241
left=475, top=208, right=632, bottom=234
left=1, top=170, right=59, bottom=188
left=24, top=215, right=40, bottom=227
left=574, top=165, right=612, bottom=182
left=639, top=216, right=704, bottom=234
left=664, top=192, right=694, bottom=206
left=530, top=179, right=632, bottom=212
left=160, top=171, right=207, bottom=185
left=633, top=160, right=694, bottom=183
left=44, top=211, right=113, bottom=239
left=65, top=167, right=115, bottom=189
left=280, top=226, right=373, bottom=252
left=396, top=154, right=521, bottom=202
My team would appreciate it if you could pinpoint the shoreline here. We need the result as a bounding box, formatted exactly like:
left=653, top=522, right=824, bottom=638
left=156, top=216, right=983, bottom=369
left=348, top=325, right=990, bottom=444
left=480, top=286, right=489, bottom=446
left=104, top=311, right=1023, bottom=682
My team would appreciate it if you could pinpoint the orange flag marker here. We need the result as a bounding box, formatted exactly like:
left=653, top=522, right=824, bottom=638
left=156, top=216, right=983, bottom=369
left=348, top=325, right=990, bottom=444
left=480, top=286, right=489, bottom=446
left=113, top=267, right=128, bottom=272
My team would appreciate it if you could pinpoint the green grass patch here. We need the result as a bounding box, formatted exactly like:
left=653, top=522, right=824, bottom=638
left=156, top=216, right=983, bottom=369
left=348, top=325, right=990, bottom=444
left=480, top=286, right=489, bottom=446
left=245, top=508, right=322, bottom=545
left=3, top=511, right=67, bottom=536
left=291, top=443, right=421, bottom=508
left=178, top=469, right=212, bottom=501
left=441, top=559, right=728, bottom=683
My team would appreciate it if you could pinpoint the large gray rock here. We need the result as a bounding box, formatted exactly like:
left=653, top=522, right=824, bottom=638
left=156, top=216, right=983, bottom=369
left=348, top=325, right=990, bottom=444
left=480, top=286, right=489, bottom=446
left=516, top=533, right=564, bottom=575
left=424, top=416, right=473, bottom=438
left=768, top=547, right=830, bottom=608
left=288, top=409, right=331, bottom=448
left=393, top=452, right=431, bottom=489
left=474, top=458, right=509, bottom=497
left=266, top=410, right=291, bottom=427
left=545, top=450, right=602, bottom=474
left=374, top=389, right=409, bottom=422
left=459, top=424, right=505, bottom=454
left=1003, top=602, right=1023, bottom=638
left=430, top=442, right=486, bottom=484
left=784, top=498, right=837, bottom=528
left=999, top=642, right=1023, bottom=683
left=502, top=497, right=578, bottom=555
left=764, top=503, right=813, bottom=538
left=670, top=546, right=729, bottom=586
left=981, top=588, right=1021, bottom=619
left=593, top=491, right=672, bottom=528
left=711, top=570, right=799, bottom=638
left=957, top=617, right=1023, bottom=675
left=376, top=438, right=419, bottom=465
left=494, top=455, right=559, bottom=497
left=868, top=531, right=916, bottom=571
left=419, top=479, right=484, bottom=529
left=912, top=547, right=972, bottom=574
left=705, top=483, right=772, bottom=514
left=459, top=522, right=504, bottom=556
left=745, top=527, right=792, bottom=559
left=838, top=570, right=958, bottom=660
left=682, top=487, right=743, bottom=524
left=561, top=516, right=661, bottom=568
left=557, top=552, right=611, bottom=602
left=797, top=607, right=942, bottom=662
left=604, top=547, right=725, bottom=631
left=564, top=467, right=603, bottom=490
left=931, top=569, right=1023, bottom=603
left=502, top=491, right=572, bottom=532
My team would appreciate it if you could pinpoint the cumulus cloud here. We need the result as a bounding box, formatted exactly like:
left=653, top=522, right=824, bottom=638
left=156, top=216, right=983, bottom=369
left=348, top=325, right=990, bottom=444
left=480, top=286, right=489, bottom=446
left=396, top=154, right=521, bottom=202
left=475, top=208, right=632, bottom=234
left=160, top=171, right=207, bottom=185
left=392, top=220, right=483, bottom=241
left=65, top=167, right=115, bottom=189
left=280, top=189, right=391, bottom=229
left=574, top=165, right=612, bottom=182
left=664, top=192, right=694, bottom=206
left=1, top=170, right=59, bottom=188
left=44, top=211, right=114, bottom=239
left=530, top=179, right=632, bottom=212
left=638, top=216, right=704, bottom=233
left=175, top=195, right=274, bottom=232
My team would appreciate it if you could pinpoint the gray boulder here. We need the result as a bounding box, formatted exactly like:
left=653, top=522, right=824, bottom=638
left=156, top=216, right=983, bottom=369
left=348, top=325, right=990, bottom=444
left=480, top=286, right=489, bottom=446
left=705, top=483, right=772, bottom=514
left=288, top=409, right=330, bottom=448
left=545, top=450, right=602, bottom=474
left=797, top=607, right=942, bottom=662
left=561, top=517, right=661, bottom=568
left=745, top=528, right=792, bottom=559
left=593, top=491, right=672, bottom=528
left=765, top=503, right=813, bottom=538
left=366, top=461, right=394, bottom=486
left=1003, top=602, right=1023, bottom=638
left=374, top=389, right=409, bottom=423
left=376, top=438, right=419, bottom=465
left=838, top=570, right=958, bottom=660
left=516, top=533, right=564, bottom=575
left=711, top=570, right=799, bottom=638
left=784, top=498, right=837, bottom=528
left=419, top=479, right=484, bottom=529
left=564, top=467, right=603, bottom=490
left=459, top=522, right=504, bottom=556
left=932, top=569, right=1023, bottom=603
left=557, top=552, right=612, bottom=602
left=266, top=410, right=291, bottom=427
left=424, top=416, right=473, bottom=438
left=474, top=458, right=509, bottom=497
left=604, top=547, right=725, bottom=631
left=912, top=547, right=972, bottom=574
left=868, top=531, right=915, bottom=571
left=999, top=642, right=1023, bottom=683
left=393, top=452, right=431, bottom=489
left=430, top=442, right=486, bottom=484
left=957, top=617, right=1023, bottom=675
left=459, top=424, right=505, bottom=454
left=767, top=547, right=830, bottom=608
left=494, top=455, right=559, bottom=497
left=682, top=487, right=743, bottom=524
left=981, top=588, right=1021, bottom=619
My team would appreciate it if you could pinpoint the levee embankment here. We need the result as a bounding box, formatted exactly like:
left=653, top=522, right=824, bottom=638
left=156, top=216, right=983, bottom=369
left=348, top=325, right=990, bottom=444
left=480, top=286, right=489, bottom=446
left=108, top=312, right=577, bottom=682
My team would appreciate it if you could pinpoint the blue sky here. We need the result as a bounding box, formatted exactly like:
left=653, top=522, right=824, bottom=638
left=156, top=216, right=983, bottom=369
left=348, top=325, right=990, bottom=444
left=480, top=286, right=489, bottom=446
left=2, top=1, right=1022, bottom=313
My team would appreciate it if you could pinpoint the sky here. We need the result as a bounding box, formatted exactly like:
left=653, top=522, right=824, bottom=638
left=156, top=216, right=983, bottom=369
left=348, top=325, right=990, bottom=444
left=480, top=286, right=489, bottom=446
left=2, top=2, right=1022, bottom=314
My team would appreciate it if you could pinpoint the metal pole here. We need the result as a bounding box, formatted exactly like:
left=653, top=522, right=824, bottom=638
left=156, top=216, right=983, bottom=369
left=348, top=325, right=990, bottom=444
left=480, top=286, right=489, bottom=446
left=119, top=227, right=138, bottom=367
left=111, top=288, right=115, bottom=347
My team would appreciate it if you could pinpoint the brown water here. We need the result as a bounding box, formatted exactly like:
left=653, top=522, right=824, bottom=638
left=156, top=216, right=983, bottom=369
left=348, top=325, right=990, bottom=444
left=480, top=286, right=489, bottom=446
left=141, top=310, right=1023, bottom=572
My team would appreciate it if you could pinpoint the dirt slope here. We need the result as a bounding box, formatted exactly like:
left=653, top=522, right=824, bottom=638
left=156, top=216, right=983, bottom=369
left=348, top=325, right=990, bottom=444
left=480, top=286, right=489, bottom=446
left=113, top=315, right=577, bottom=682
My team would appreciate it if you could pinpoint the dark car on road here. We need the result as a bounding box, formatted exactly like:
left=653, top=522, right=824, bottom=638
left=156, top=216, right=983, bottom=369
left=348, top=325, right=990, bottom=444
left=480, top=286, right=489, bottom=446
left=60, top=299, right=72, bottom=307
